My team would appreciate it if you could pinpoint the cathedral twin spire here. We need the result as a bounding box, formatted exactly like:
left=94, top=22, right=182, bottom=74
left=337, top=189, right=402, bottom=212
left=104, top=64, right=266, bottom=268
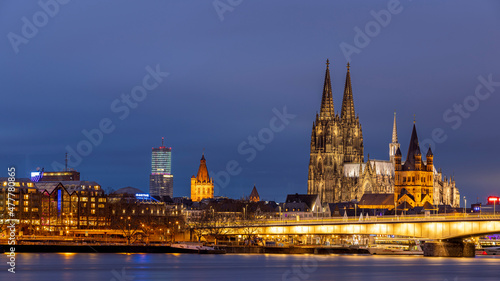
left=319, top=59, right=334, bottom=119
left=309, top=59, right=364, bottom=203
left=340, top=63, right=356, bottom=123
left=319, top=60, right=357, bottom=122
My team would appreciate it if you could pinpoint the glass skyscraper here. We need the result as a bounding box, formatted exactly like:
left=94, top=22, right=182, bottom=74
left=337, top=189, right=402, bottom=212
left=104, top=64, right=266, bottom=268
left=149, top=137, right=173, bottom=197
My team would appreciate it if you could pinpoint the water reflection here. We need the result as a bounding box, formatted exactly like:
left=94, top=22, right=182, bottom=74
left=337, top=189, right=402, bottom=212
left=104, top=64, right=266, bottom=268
left=11, top=253, right=500, bottom=281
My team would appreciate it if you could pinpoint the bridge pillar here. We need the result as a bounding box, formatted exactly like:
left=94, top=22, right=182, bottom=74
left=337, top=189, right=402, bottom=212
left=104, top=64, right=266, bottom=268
left=423, top=241, right=475, bottom=257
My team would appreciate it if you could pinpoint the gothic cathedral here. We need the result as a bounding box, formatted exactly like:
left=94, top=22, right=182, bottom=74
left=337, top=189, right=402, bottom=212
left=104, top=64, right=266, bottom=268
left=307, top=60, right=460, bottom=207
left=307, top=60, right=364, bottom=203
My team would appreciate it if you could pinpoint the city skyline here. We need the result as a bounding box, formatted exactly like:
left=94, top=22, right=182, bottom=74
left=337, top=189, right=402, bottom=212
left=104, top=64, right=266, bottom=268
left=1, top=1, right=499, bottom=203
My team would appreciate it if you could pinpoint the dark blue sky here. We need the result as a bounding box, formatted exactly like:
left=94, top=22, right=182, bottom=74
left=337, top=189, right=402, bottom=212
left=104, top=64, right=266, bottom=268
left=1, top=1, right=499, bottom=204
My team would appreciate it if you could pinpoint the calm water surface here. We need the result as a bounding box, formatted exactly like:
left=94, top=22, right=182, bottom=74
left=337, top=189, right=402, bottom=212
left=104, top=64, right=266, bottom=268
left=5, top=253, right=500, bottom=281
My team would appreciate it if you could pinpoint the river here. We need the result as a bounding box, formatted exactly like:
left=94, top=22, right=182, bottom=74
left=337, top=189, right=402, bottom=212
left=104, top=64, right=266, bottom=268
left=6, top=253, right=499, bottom=280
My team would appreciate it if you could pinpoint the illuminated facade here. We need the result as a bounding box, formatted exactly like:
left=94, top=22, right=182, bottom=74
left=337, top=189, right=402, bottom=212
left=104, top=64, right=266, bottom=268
left=190, top=153, right=214, bottom=202
left=36, top=181, right=107, bottom=230
left=307, top=60, right=460, bottom=207
left=108, top=187, right=166, bottom=221
left=0, top=178, right=107, bottom=234
left=249, top=185, right=260, bottom=202
left=393, top=123, right=434, bottom=208
left=149, top=137, right=173, bottom=198
left=308, top=61, right=364, bottom=203
left=0, top=178, right=40, bottom=232
left=31, top=170, right=81, bottom=182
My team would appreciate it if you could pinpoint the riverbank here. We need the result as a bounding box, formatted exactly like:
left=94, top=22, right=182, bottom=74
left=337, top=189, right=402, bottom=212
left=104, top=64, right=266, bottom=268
left=224, top=245, right=369, bottom=254
left=1, top=244, right=369, bottom=254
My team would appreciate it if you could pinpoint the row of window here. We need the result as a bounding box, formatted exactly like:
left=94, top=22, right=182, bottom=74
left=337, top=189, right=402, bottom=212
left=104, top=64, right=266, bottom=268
left=399, top=174, right=432, bottom=183
left=197, top=188, right=213, bottom=194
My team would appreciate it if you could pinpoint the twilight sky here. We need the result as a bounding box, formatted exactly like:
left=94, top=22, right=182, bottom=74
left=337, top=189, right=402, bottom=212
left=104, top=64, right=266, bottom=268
left=1, top=0, right=499, bottom=204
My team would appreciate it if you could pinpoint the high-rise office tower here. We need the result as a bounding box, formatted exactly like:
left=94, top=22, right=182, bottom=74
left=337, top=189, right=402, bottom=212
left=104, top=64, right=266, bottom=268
left=149, top=137, right=173, bottom=197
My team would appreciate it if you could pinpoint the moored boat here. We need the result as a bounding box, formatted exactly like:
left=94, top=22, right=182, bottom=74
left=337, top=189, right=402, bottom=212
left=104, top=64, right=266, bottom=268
left=198, top=245, right=226, bottom=254
left=483, top=246, right=500, bottom=255
left=368, top=244, right=423, bottom=255
left=171, top=243, right=226, bottom=254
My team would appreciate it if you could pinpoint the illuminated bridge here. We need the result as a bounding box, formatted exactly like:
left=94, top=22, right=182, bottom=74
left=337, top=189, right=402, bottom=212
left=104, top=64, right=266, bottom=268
left=208, top=215, right=500, bottom=241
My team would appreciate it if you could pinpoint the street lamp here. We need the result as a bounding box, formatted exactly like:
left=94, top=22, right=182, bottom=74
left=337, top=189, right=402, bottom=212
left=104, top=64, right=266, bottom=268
left=463, top=196, right=466, bottom=215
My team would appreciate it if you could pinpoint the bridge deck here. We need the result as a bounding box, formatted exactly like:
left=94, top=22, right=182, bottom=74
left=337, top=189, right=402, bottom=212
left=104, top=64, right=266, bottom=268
left=193, top=215, right=500, bottom=240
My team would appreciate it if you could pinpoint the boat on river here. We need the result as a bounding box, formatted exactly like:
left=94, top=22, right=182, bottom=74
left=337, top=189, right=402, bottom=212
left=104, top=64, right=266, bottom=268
left=476, top=246, right=500, bottom=256
left=368, top=244, right=423, bottom=255
left=171, top=243, right=226, bottom=254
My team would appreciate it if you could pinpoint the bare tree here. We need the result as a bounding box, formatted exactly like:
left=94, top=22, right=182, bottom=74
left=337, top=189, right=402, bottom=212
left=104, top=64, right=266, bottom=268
left=191, top=209, right=232, bottom=245
left=110, top=214, right=143, bottom=245
left=239, top=219, right=259, bottom=245
left=162, top=215, right=185, bottom=243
